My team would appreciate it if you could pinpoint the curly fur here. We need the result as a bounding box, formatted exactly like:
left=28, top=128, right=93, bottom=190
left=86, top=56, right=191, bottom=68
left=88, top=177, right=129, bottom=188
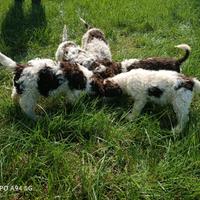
left=80, top=18, right=112, bottom=62
left=104, top=68, right=200, bottom=133
left=55, top=26, right=101, bottom=70
left=0, top=52, right=118, bottom=120
left=94, top=44, right=191, bottom=78
left=81, top=28, right=112, bottom=62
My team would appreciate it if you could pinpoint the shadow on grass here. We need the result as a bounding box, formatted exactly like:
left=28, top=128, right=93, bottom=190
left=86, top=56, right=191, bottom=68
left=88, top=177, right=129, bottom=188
left=1, top=0, right=47, bottom=59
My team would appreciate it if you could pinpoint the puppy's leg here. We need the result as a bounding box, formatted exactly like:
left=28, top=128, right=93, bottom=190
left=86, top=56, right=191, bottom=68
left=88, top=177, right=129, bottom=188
left=19, top=92, right=39, bottom=120
left=126, top=99, right=146, bottom=121
left=11, top=88, right=20, bottom=103
left=172, top=90, right=192, bottom=133
left=66, top=91, right=79, bottom=104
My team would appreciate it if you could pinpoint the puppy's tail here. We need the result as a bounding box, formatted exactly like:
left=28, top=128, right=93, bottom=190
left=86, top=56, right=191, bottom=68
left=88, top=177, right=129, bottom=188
left=0, top=52, right=17, bottom=70
left=62, top=25, right=68, bottom=42
left=79, top=17, right=91, bottom=29
left=175, top=44, right=191, bottom=65
left=193, top=78, right=200, bottom=95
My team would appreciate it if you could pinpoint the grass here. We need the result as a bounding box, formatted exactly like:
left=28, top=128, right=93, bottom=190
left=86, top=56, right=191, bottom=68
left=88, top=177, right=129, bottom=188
left=0, top=0, right=200, bottom=199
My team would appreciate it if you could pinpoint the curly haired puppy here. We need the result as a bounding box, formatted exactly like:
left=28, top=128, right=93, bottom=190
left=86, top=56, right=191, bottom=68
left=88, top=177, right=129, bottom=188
left=0, top=52, right=121, bottom=120
left=103, top=68, right=200, bottom=133
left=94, top=44, right=191, bottom=78
left=55, top=25, right=79, bottom=62
left=55, top=25, right=101, bottom=70
left=80, top=17, right=112, bottom=62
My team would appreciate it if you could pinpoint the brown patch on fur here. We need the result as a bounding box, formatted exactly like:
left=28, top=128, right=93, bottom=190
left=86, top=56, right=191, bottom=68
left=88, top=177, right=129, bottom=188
left=63, top=42, right=76, bottom=49
left=94, top=61, right=122, bottom=79
left=90, top=74, right=105, bottom=95
left=90, top=75, right=122, bottom=97
left=87, top=29, right=107, bottom=44
left=62, top=42, right=77, bottom=61
left=38, top=66, right=62, bottom=97
left=13, top=64, right=27, bottom=94
left=127, top=57, right=181, bottom=72
left=88, top=61, right=100, bottom=71
left=60, top=62, right=87, bottom=90
left=175, top=75, right=194, bottom=91
left=103, top=80, right=123, bottom=97
left=148, top=86, right=164, bottom=98
left=97, top=58, right=112, bottom=65
left=176, top=49, right=190, bottom=65
left=88, top=58, right=113, bottom=71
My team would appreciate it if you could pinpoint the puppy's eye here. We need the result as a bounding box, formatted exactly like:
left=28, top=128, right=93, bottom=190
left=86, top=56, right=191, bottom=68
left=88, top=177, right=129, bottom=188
left=94, top=67, right=101, bottom=72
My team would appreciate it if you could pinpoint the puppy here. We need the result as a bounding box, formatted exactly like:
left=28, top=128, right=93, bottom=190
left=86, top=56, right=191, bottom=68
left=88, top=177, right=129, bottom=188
left=55, top=25, right=100, bottom=70
left=94, top=44, right=191, bottom=78
left=0, top=52, right=120, bottom=119
left=80, top=17, right=112, bottom=62
left=103, top=68, right=200, bottom=133
left=55, top=25, right=78, bottom=62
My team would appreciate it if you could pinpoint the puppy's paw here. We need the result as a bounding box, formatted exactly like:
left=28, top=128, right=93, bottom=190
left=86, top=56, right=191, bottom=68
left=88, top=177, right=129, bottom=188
left=172, top=126, right=182, bottom=134
left=125, top=113, right=137, bottom=121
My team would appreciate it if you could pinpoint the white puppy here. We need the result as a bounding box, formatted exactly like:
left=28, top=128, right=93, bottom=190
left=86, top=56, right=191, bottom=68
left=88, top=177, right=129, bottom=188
left=103, top=68, right=200, bottom=133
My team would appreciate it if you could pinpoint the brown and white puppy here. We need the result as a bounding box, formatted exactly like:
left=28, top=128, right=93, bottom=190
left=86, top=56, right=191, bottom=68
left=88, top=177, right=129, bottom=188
left=55, top=25, right=101, bottom=70
left=93, top=44, right=191, bottom=78
left=0, top=52, right=121, bottom=120
left=80, top=17, right=112, bottom=62
left=56, top=24, right=190, bottom=77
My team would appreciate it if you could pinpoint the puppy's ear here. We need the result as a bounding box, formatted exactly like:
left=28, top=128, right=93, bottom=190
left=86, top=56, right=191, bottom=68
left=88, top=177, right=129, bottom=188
left=62, top=25, right=68, bottom=42
left=104, top=80, right=122, bottom=97
left=79, top=17, right=91, bottom=30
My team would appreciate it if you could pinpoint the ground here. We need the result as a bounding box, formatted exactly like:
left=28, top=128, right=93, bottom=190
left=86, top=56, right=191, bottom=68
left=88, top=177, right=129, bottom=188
left=0, top=0, right=200, bottom=199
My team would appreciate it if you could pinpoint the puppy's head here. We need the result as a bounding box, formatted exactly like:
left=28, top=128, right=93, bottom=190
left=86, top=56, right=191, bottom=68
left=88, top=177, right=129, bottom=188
left=86, top=28, right=107, bottom=44
left=93, top=61, right=122, bottom=79
left=93, top=64, right=107, bottom=73
left=55, top=41, right=78, bottom=62
left=55, top=25, right=78, bottom=62
left=103, top=80, right=122, bottom=97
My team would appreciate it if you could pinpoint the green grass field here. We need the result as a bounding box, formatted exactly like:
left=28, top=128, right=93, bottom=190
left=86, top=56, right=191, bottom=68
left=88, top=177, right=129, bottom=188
left=0, top=0, right=200, bottom=199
